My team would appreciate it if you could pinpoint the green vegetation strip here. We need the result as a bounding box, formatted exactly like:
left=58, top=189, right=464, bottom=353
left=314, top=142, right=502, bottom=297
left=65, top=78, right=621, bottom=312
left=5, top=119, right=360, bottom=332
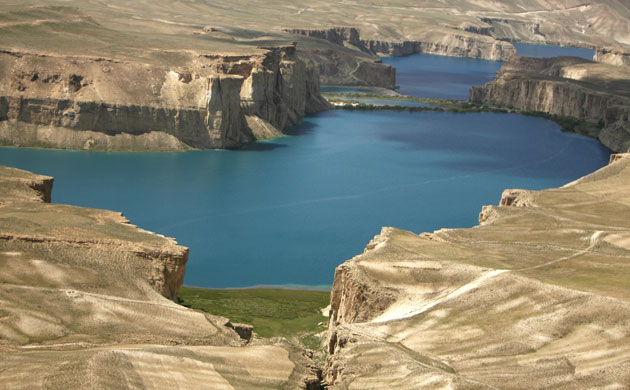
left=179, top=286, right=330, bottom=338
left=323, top=93, right=591, bottom=132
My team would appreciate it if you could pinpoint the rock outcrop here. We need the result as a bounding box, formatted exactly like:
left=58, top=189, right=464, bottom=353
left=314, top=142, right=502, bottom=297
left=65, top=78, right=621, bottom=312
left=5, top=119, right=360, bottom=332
left=594, top=46, right=630, bottom=67
left=0, top=46, right=329, bottom=151
left=284, top=26, right=515, bottom=88
left=324, top=154, right=630, bottom=389
left=469, top=56, right=630, bottom=152
left=287, top=26, right=516, bottom=62
left=362, top=34, right=514, bottom=61
left=0, top=166, right=323, bottom=389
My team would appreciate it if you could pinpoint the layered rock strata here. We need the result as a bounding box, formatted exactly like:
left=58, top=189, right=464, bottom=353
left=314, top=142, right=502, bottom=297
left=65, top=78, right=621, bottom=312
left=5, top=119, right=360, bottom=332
left=470, top=56, right=630, bottom=152
left=0, top=166, right=321, bottom=389
left=287, top=26, right=516, bottom=61
left=325, top=154, right=630, bottom=389
left=0, top=46, right=329, bottom=151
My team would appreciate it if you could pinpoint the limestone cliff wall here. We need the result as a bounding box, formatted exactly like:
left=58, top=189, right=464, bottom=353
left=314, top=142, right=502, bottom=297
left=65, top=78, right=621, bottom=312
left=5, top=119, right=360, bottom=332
left=0, top=46, right=329, bottom=151
left=284, top=28, right=364, bottom=50
left=329, top=261, right=395, bottom=326
left=469, top=56, right=630, bottom=152
left=0, top=166, right=189, bottom=301
left=288, top=27, right=515, bottom=62
left=286, top=27, right=514, bottom=89
left=363, top=35, right=514, bottom=61
left=297, top=49, right=396, bottom=89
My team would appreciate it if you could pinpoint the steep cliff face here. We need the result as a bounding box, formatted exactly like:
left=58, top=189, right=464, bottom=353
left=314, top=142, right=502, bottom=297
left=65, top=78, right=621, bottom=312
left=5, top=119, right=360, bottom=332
left=285, top=27, right=514, bottom=89
left=0, top=46, right=328, bottom=151
left=284, top=28, right=364, bottom=50
left=297, top=48, right=396, bottom=89
left=324, top=154, right=630, bottom=389
left=0, top=166, right=323, bottom=389
left=287, top=26, right=516, bottom=63
left=0, top=165, right=53, bottom=203
left=363, top=34, right=515, bottom=61
left=0, top=166, right=190, bottom=302
left=469, top=56, right=630, bottom=152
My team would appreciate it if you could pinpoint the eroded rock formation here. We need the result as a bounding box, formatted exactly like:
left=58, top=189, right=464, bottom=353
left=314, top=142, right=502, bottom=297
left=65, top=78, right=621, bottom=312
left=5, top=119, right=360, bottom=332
left=324, top=154, right=630, bottom=389
left=0, top=46, right=329, bottom=151
left=287, top=26, right=516, bottom=61
left=0, top=166, right=322, bottom=389
left=469, top=56, right=630, bottom=152
left=594, top=46, right=630, bottom=67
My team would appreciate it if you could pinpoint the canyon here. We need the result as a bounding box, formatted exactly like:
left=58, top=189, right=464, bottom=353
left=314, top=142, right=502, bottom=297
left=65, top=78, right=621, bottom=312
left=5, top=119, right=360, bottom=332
left=470, top=55, right=630, bottom=152
left=0, top=165, right=322, bottom=389
left=0, top=1, right=629, bottom=151
left=325, top=153, right=630, bottom=388
left=0, top=46, right=328, bottom=151
left=2, top=0, right=630, bottom=389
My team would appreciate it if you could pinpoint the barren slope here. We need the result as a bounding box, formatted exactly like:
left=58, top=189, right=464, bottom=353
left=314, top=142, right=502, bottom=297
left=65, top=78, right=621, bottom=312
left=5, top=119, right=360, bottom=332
left=325, top=153, right=630, bottom=389
left=0, top=166, right=321, bottom=389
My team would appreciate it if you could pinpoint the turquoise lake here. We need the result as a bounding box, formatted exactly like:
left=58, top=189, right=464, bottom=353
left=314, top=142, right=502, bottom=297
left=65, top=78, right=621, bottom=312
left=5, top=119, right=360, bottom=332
left=0, top=49, right=610, bottom=289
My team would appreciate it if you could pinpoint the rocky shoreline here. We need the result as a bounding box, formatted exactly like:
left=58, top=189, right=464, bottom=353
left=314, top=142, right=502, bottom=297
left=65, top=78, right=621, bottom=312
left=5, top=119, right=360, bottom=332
left=0, top=165, right=323, bottom=389
left=323, top=153, right=630, bottom=388
left=470, top=55, right=630, bottom=152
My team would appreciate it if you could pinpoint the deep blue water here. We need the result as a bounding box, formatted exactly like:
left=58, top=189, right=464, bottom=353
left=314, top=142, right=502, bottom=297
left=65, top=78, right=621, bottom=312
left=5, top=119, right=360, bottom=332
left=381, top=45, right=595, bottom=100
left=0, top=52, right=611, bottom=289
left=382, top=54, right=502, bottom=100
left=514, top=43, right=594, bottom=60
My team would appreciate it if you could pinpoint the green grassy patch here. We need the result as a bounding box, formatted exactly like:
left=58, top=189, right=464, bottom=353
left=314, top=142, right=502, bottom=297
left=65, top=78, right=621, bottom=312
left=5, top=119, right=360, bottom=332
left=178, top=287, right=330, bottom=339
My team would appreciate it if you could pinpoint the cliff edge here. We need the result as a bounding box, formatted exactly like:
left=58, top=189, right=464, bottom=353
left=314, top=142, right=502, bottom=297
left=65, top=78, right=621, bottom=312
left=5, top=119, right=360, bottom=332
left=0, top=166, right=321, bottom=389
left=470, top=55, right=630, bottom=152
left=325, top=153, right=630, bottom=389
left=0, top=45, right=329, bottom=151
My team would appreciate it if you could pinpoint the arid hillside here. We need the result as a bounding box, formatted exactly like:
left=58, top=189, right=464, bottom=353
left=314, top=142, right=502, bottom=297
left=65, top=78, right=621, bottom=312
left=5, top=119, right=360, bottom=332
left=326, top=153, right=630, bottom=389
left=0, top=165, right=322, bottom=389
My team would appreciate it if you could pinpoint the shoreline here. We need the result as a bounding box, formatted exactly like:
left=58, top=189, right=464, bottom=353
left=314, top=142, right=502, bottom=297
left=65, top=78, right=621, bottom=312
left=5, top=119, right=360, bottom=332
left=182, top=284, right=333, bottom=292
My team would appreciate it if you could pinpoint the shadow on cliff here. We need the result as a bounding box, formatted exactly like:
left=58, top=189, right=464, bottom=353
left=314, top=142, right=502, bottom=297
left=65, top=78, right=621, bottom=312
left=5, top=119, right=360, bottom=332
left=234, top=119, right=321, bottom=152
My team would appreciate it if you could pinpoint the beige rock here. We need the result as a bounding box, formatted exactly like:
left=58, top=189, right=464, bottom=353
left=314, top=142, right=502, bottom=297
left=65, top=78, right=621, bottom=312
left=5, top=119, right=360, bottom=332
left=470, top=56, right=630, bottom=152
left=0, top=46, right=328, bottom=151
left=0, top=167, right=322, bottom=388
left=325, top=155, right=630, bottom=389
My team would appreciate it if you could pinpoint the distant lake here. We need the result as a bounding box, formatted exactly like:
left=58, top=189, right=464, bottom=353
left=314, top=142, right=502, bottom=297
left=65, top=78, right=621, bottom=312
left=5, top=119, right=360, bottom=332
left=514, top=43, right=594, bottom=60
left=0, top=49, right=610, bottom=289
left=381, top=44, right=595, bottom=100
left=382, top=54, right=502, bottom=100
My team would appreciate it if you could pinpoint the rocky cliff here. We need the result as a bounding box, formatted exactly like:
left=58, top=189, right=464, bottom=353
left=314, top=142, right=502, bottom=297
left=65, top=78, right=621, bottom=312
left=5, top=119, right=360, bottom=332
left=325, top=153, right=630, bottom=389
left=287, top=26, right=516, bottom=62
left=0, top=166, right=322, bottom=389
left=0, top=46, right=329, bottom=151
left=362, top=33, right=514, bottom=61
left=594, top=46, right=630, bottom=67
left=469, top=56, right=630, bottom=152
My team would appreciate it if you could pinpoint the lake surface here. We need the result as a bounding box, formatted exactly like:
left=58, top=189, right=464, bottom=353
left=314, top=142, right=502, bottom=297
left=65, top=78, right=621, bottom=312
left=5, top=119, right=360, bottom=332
left=381, top=45, right=595, bottom=100
left=382, top=54, right=502, bottom=100
left=514, top=43, right=594, bottom=60
left=0, top=51, right=611, bottom=289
